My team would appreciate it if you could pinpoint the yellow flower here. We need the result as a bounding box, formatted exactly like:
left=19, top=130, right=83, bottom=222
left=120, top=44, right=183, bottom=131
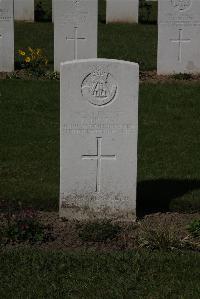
left=18, top=50, right=26, bottom=56
left=25, top=56, right=31, bottom=63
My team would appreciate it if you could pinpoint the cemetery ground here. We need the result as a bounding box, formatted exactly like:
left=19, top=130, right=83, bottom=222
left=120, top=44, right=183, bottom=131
left=0, top=1, right=200, bottom=298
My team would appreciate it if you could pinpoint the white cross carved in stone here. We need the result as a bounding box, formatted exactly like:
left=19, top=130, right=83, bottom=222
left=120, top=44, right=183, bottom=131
left=170, top=29, right=191, bottom=62
left=66, top=26, right=86, bottom=60
left=82, top=137, right=116, bottom=193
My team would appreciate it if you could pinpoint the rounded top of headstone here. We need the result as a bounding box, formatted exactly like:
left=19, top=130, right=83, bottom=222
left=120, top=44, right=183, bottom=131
left=60, top=58, right=139, bottom=109
left=60, top=58, right=139, bottom=69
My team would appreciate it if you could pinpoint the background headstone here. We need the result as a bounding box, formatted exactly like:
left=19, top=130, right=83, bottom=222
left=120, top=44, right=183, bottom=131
left=14, top=0, right=34, bottom=21
left=52, top=0, right=54, bottom=22
left=157, top=0, right=200, bottom=74
left=60, top=59, right=139, bottom=221
left=0, top=0, right=14, bottom=72
left=54, top=0, right=97, bottom=72
left=106, top=0, right=139, bottom=24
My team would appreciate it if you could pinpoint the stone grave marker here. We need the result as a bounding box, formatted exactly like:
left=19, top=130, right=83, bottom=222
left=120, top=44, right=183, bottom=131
left=158, top=0, right=200, bottom=74
left=0, top=0, right=14, bottom=72
left=14, top=0, right=34, bottom=21
left=106, top=0, right=139, bottom=24
left=60, top=59, right=139, bottom=221
left=54, top=0, right=97, bottom=72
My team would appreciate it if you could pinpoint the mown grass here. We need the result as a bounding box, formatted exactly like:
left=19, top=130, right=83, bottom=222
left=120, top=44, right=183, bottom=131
left=138, top=82, right=200, bottom=214
left=0, top=249, right=200, bottom=298
left=15, top=0, right=157, bottom=71
left=1, top=80, right=200, bottom=213
left=0, top=80, right=59, bottom=210
left=15, top=22, right=54, bottom=67
left=98, top=23, right=157, bottom=70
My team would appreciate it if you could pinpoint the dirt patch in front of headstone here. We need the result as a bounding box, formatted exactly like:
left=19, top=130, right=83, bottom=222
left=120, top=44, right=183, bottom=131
left=2, top=70, right=200, bottom=83
left=140, top=71, right=200, bottom=83
left=1, top=211, right=199, bottom=252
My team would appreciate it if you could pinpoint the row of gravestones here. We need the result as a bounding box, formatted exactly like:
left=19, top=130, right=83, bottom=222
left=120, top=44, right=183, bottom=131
left=14, top=0, right=139, bottom=23
left=1, top=0, right=199, bottom=74
left=13, top=0, right=158, bottom=23
left=13, top=0, right=159, bottom=23
left=1, top=0, right=199, bottom=221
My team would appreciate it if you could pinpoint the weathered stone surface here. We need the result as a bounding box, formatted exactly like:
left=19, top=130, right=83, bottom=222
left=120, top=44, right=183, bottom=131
left=106, top=0, right=139, bottom=24
left=0, top=0, right=14, bottom=72
left=54, top=0, right=97, bottom=72
left=158, top=0, right=200, bottom=74
left=60, top=59, right=139, bottom=221
left=14, top=0, right=34, bottom=21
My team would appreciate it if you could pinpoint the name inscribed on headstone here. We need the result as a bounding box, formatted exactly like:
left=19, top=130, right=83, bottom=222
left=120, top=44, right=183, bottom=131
left=0, top=8, right=12, bottom=21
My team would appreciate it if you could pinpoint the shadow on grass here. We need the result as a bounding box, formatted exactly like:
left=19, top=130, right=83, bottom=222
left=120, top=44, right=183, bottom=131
left=139, top=20, right=157, bottom=25
left=137, top=179, right=200, bottom=217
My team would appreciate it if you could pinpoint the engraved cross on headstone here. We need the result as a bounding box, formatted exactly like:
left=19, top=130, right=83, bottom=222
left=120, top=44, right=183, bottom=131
left=170, top=29, right=191, bottom=62
left=66, top=26, right=86, bottom=60
left=82, top=137, right=116, bottom=193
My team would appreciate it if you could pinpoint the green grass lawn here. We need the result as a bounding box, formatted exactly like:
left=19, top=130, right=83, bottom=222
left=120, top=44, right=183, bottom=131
left=0, top=80, right=59, bottom=210
left=0, top=249, right=199, bottom=298
left=1, top=80, right=200, bottom=213
left=15, top=22, right=54, bottom=67
left=15, top=0, right=157, bottom=71
left=98, top=23, right=157, bottom=70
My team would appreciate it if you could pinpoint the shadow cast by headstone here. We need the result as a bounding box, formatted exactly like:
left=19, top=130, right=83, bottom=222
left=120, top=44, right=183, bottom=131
left=137, top=179, right=200, bottom=217
left=99, top=18, right=106, bottom=24
left=139, top=20, right=157, bottom=25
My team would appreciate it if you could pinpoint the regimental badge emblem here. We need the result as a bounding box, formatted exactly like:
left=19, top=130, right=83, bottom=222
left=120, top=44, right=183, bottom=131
left=171, top=0, right=192, bottom=11
left=81, top=68, right=118, bottom=106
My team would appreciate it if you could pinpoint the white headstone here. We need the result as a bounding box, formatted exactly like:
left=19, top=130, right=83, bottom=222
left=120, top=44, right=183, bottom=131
left=60, top=59, right=139, bottom=221
left=158, top=0, right=200, bottom=74
left=0, top=0, right=14, bottom=72
left=106, top=0, right=139, bottom=24
left=54, top=0, right=97, bottom=72
left=14, top=0, right=34, bottom=21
